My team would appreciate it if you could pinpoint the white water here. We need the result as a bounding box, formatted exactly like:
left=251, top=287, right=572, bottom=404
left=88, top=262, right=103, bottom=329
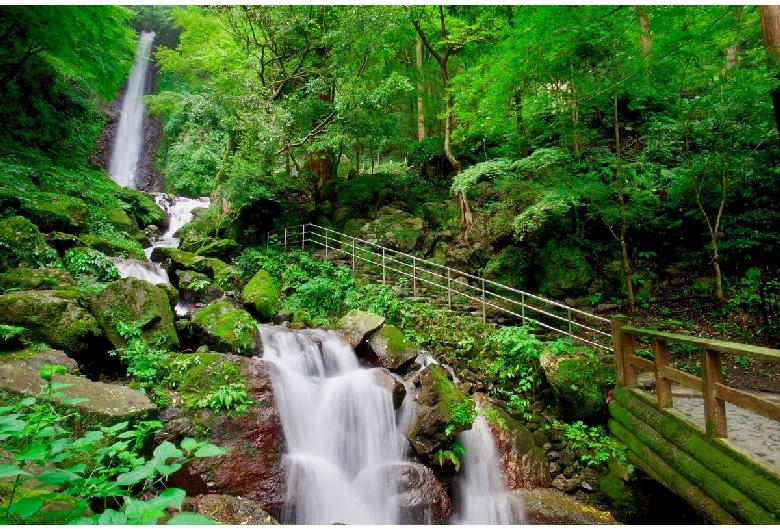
left=256, top=325, right=407, bottom=525
left=111, top=257, right=169, bottom=285
left=147, top=194, right=211, bottom=256
left=452, top=414, right=526, bottom=524
left=109, top=31, right=155, bottom=189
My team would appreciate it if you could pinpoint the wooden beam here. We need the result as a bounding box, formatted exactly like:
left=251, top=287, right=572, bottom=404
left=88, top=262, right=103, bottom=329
left=653, top=338, right=673, bottom=409
left=714, top=384, right=780, bottom=423
left=659, top=365, right=702, bottom=392
left=702, top=348, right=728, bottom=439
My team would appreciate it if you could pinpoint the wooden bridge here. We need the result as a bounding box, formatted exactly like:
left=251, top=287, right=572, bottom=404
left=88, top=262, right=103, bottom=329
left=609, top=316, right=780, bottom=524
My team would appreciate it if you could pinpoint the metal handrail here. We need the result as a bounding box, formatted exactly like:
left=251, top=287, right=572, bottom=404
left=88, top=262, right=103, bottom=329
left=266, top=223, right=613, bottom=350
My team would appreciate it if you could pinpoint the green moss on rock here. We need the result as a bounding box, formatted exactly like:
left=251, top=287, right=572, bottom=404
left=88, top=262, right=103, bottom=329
left=103, top=208, right=137, bottom=233
left=173, top=352, right=244, bottom=410
left=482, top=245, right=531, bottom=290
left=366, top=324, right=417, bottom=370
left=242, top=270, right=279, bottom=322
left=17, top=192, right=87, bottom=233
left=0, top=216, right=56, bottom=272
left=191, top=301, right=259, bottom=356
left=78, top=233, right=146, bottom=260
left=537, top=239, right=595, bottom=299
left=0, top=267, right=75, bottom=292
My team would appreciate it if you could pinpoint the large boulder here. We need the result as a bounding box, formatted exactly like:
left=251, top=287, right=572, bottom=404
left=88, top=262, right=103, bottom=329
left=181, top=495, right=279, bottom=525
left=482, top=245, right=532, bottom=290
left=190, top=301, right=259, bottom=356
left=537, top=239, right=595, bottom=299
left=90, top=277, right=179, bottom=351
left=335, top=310, right=385, bottom=349
left=150, top=247, right=227, bottom=282
left=373, top=368, right=406, bottom=409
left=1, top=347, right=80, bottom=375
left=359, top=206, right=424, bottom=253
left=17, top=192, right=87, bottom=233
left=0, top=289, right=102, bottom=357
left=392, top=463, right=453, bottom=524
left=0, top=364, right=158, bottom=432
left=176, top=269, right=222, bottom=305
left=365, top=324, right=417, bottom=370
left=103, top=208, right=137, bottom=233
left=157, top=356, right=287, bottom=519
left=0, top=267, right=76, bottom=292
left=474, top=394, right=551, bottom=489
left=421, top=200, right=459, bottom=231
left=0, top=216, right=55, bottom=272
left=78, top=233, right=146, bottom=260
left=539, top=348, right=615, bottom=424
left=180, top=238, right=242, bottom=263
left=405, top=364, right=475, bottom=458
left=241, top=270, right=280, bottom=322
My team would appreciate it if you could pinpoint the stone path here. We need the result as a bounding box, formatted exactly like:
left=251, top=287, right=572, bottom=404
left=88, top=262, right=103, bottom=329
left=666, top=386, right=780, bottom=472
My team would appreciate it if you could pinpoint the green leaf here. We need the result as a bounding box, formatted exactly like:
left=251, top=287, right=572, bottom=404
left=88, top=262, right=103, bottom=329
left=166, top=513, right=216, bottom=525
left=98, top=509, right=128, bottom=525
left=194, top=444, right=227, bottom=458
left=153, top=440, right=183, bottom=461
left=9, top=497, right=44, bottom=519
left=148, top=488, right=186, bottom=512
left=0, top=463, right=26, bottom=479
left=37, top=468, right=80, bottom=486
left=67, top=516, right=96, bottom=525
left=101, top=421, right=129, bottom=434
left=61, top=397, right=89, bottom=406
left=158, top=463, right=182, bottom=478
left=14, top=443, right=48, bottom=461
left=39, top=363, right=67, bottom=382
left=115, top=461, right=156, bottom=486
left=179, top=437, right=198, bottom=453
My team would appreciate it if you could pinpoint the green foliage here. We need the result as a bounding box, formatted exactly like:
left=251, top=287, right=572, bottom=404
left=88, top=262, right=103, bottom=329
left=63, top=248, right=120, bottom=284
left=451, top=158, right=513, bottom=195
left=432, top=442, right=466, bottom=472
left=0, top=324, right=26, bottom=341
left=561, top=420, right=633, bottom=475
left=196, top=382, right=252, bottom=419
left=112, top=322, right=172, bottom=407
left=0, top=366, right=224, bottom=524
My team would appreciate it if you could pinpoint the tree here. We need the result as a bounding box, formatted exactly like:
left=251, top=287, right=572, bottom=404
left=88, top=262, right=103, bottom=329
left=759, top=5, right=780, bottom=140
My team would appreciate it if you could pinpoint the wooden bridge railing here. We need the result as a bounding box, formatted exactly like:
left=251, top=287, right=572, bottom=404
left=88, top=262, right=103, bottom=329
left=612, top=315, right=780, bottom=438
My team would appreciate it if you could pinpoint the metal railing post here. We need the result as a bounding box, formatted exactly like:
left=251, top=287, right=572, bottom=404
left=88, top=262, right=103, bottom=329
left=266, top=231, right=269, bottom=250
left=521, top=293, right=526, bottom=325
left=413, top=257, right=417, bottom=297
left=284, top=228, right=287, bottom=252
left=301, top=225, right=306, bottom=251
left=447, top=269, right=451, bottom=310
left=482, top=278, right=486, bottom=323
left=325, top=228, right=329, bottom=259
left=568, top=308, right=573, bottom=340
left=352, top=237, right=356, bottom=272
left=382, top=248, right=386, bottom=284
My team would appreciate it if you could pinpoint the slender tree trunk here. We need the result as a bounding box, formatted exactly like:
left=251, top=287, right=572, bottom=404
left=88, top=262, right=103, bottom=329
left=636, top=6, right=651, bottom=58
left=759, top=5, right=780, bottom=141
left=726, top=7, right=744, bottom=70
left=416, top=35, right=426, bottom=141
left=614, top=85, right=635, bottom=312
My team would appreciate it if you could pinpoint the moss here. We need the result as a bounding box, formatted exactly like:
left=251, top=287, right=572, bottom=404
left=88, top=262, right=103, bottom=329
left=174, top=353, right=243, bottom=410
left=482, top=245, right=531, bottom=290
left=78, top=233, right=146, bottom=260
left=115, top=188, right=165, bottom=227
left=17, top=192, right=87, bottom=233
left=103, top=208, right=136, bottom=233
left=428, top=364, right=475, bottom=433
left=241, top=269, right=280, bottom=321
left=0, top=216, right=56, bottom=272
left=537, top=239, right=595, bottom=298
left=0, top=268, right=75, bottom=292
left=541, top=348, right=615, bottom=423
left=191, top=302, right=258, bottom=356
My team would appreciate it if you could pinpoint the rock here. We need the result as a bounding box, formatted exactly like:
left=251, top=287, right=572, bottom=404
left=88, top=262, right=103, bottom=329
left=150, top=247, right=226, bottom=281
left=17, top=192, right=87, bottom=233
left=406, top=364, right=475, bottom=458
left=539, top=349, right=615, bottom=423
left=0, top=216, right=54, bottom=272
left=392, top=463, right=453, bottom=524
left=0, top=364, right=158, bottom=432
left=365, top=324, right=417, bottom=370
left=143, top=225, right=161, bottom=238
left=532, top=428, right=548, bottom=447
left=482, top=245, right=531, bottom=290
left=103, top=208, right=137, bottom=233
left=558, top=447, right=576, bottom=467
left=177, top=269, right=221, bottom=305
left=473, top=394, right=551, bottom=489
left=46, top=231, right=80, bottom=254
left=515, top=488, right=618, bottom=525
left=191, top=301, right=259, bottom=356
left=272, top=311, right=294, bottom=325
left=537, top=239, right=595, bottom=299
left=552, top=474, right=581, bottom=493
left=159, top=357, right=288, bottom=519
left=0, top=289, right=102, bottom=358
left=373, top=368, right=406, bottom=409
left=335, top=310, right=385, bottom=349
left=0, top=267, right=75, bottom=292
left=242, top=270, right=280, bottom=322
left=359, top=206, right=424, bottom=253
left=157, top=283, right=180, bottom=313
left=181, top=494, right=279, bottom=525
left=2, top=348, right=80, bottom=375
left=331, top=206, right=354, bottom=229
left=90, top=277, right=179, bottom=351
left=180, top=238, right=242, bottom=262
left=115, top=188, right=166, bottom=228
left=421, top=201, right=459, bottom=230
left=78, top=233, right=146, bottom=260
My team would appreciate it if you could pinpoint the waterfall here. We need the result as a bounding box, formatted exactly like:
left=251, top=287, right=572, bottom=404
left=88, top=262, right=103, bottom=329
left=256, top=325, right=407, bottom=525
left=109, top=31, right=155, bottom=190
left=452, top=414, right=526, bottom=524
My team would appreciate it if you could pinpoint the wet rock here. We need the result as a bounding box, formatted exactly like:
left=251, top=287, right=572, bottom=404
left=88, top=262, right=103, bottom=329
left=190, top=301, right=258, bottom=356
left=272, top=311, right=294, bottom=325
left=390, top=462, right=453, bottom=524
left=0, top=216, right=54, bottom=272
left=0, top=267, right=76, bottom=292
left=242, top=269, right=280, bottom=322
left=373, top=368, right=406, bottom=409
left=181, top=494, right=279, bottom=525
left=532, top=428, right=548, bottom=447
left=516, top=488, right=618, bottom=525
left=558, top=447, right=576, bottom=467
left=365, top=324, right=418, bottom=370
left=2, top=348, right=80, bottom=375
left=552, top=474, right=581, bottom=493
left=335, top=310, right=385, bottom=349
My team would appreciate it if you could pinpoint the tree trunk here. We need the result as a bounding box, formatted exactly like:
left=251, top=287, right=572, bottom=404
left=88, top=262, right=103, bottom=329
left=759, top=5, right=780, bottom=141
left=726, top=7, right=744, bottom=70
left=636, top=6, right=651, bottom=58
left=614, top=85, right=635, bottom=312
left=416, top=35, right=426, bottom=141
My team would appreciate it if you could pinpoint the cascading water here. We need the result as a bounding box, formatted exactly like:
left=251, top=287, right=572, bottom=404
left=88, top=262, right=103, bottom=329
left=452, top=414, right=527, bottom=524
left=109, top=31, right=155, bottom=189
left=256, top=325, right=407, bottom=525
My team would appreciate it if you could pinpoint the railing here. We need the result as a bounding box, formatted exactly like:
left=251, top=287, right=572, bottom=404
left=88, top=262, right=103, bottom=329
left=612, top=315, right=780, bottom=438
left=266, top=223, right=612, bottom=350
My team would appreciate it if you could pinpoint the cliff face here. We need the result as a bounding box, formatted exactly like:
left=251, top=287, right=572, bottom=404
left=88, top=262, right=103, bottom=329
left=91, top=57, right=163, bottom=193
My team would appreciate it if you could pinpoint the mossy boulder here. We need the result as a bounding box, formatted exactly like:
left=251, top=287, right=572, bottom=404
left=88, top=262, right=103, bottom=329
left=359, top=206, right=424, bottom=253
left=335, top=309, right=385, bottom=349
left=0, top=267, right=75, bottom=292
left=537, top=239, right=595, bottom=299
left=0, top=364, right=158, bottom=432
left=177, top=269, right=222, bottom=305
left=241, top=270, right=280, bottom=322
left=89, top=277, right=179, bottom=351
left=191, top=302, right=259, bottom=356
left=18, top=192, right=87, bottom=233
left=116, top=188, right=166, bottom=228
left=365, top=324, right=417, bottom=370
left=482, top=245, right=532, bottom=290
left=0, top=289, right=102, bottom=357
left=0, top=216, right=54, bottom=272
left=0, top=347, right=80, bottom=375
left=406, top=363, right=475, bottom=458
left=78, top=233, right=146, bottom=260
left=150, top=247, right=226, bottom=282
left=45, top=231, right=80, bottom=254
left=104, top=208, right=137, bottom=233
left=421, top=201, right=459, bottom=231
left=170, top=352, right=245, bottom=410
left=157, top=283, right=180, bottom=313
left=180, top=238, right=242, bottom=262
left=539, top=348, right=616, bottom=423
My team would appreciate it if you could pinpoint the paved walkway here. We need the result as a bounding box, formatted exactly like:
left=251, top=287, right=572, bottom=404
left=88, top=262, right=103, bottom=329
left=662, top=385, right=780, bottom=472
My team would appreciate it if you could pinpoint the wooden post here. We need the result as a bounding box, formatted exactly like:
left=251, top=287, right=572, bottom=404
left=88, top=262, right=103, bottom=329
left=702, top=347, right=728, bottom=438
left=612, top=315, right=628, bottom=386
left=652, top=338, right=673, bottom=409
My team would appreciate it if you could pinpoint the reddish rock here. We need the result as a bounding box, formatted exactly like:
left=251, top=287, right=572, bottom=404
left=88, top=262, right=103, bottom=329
left=392, top=463, right=453, bottom=524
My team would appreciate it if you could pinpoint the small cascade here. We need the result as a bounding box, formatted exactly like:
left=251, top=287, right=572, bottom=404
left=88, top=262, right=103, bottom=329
left=452, top=414, right=526, bottom=524
left=109, top=31, right=155, bottom=190
left=148, top=194, right=211, bottom=256
left=111, top=257, right=169, bottom=285
left=256, top=325, right=407, bottom=525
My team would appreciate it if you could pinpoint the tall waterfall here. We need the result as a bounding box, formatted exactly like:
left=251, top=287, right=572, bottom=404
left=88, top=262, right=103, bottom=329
left=452, top=414, right=526, bottom=524
left=257, top=325, right=407, bottom=525
left=109, top=31, right=155, bottom=190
